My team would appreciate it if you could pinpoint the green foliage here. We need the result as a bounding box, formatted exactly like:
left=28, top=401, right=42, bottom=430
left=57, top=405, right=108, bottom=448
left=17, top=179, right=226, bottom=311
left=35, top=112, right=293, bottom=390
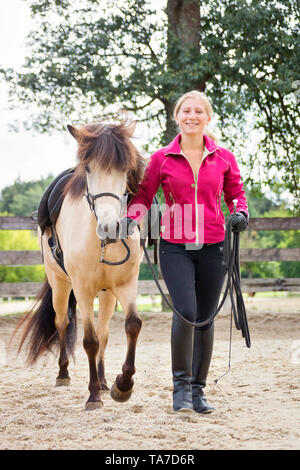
left=1, top=0, right=299, bottom=209
left=0, top=175, right=53, bottom=216
left=0, top=176, right=298, bottom=284
left=209, top=0, right=300, bottom=211
left=0, top=174, right=51, bottom=283
left=138, top=261, right=158, bottom=280
left=239, top=199, right=300, bottom=279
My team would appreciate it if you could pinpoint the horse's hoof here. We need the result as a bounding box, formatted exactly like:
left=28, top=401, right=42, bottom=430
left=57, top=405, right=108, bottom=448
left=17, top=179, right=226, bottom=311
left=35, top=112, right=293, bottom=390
left=110, top=381, right=133, bottom=403
left=55, top=378, right=71, bottom=387
left=100, top=384, right=110, bottom=394
left=85, top=400, right=103, bottom=411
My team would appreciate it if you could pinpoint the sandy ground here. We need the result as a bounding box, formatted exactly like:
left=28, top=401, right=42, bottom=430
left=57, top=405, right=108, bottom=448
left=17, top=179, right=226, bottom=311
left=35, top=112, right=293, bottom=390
left=0, top=296, right=299, bottom=451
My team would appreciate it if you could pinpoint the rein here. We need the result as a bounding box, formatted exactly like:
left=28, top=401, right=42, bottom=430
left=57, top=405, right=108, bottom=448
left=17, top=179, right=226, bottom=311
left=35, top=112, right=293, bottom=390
left=139, top=216, right=251, bottom=349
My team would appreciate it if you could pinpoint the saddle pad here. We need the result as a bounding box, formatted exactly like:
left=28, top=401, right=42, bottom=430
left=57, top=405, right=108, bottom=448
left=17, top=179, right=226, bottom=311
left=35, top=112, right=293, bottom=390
left=38, top=168, right=75, bottom=234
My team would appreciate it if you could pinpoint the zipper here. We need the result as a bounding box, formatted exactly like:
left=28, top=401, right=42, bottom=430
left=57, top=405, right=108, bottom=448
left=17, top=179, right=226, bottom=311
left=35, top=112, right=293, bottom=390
left=165, top=148, right=217, bottom=244
left=180, top=152, right=202, bottom=245
left=194, top=169, right=200, bottom=244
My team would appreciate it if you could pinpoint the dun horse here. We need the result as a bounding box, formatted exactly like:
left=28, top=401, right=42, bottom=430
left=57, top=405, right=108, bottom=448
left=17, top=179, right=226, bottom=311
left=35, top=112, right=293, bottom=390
left=17, top=121, right=146, bottom=410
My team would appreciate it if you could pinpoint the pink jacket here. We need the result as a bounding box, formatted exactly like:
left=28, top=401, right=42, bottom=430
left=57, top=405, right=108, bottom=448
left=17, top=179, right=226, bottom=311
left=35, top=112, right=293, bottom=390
left=126, top=134, right=248, bottom=244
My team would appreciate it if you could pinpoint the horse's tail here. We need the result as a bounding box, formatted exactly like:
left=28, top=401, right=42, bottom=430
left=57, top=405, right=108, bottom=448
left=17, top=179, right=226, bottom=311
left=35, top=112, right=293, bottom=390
left=13, top=279, right=77, bottom=365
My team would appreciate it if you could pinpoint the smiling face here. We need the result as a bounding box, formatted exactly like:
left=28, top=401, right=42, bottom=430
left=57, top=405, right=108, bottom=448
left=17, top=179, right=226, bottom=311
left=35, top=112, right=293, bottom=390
left=175, top=96, right=211, bottom=137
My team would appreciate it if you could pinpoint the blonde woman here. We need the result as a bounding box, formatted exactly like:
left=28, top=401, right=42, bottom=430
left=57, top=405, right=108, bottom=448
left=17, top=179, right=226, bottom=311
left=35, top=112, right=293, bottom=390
left=121, top=90, right=248, bottom=413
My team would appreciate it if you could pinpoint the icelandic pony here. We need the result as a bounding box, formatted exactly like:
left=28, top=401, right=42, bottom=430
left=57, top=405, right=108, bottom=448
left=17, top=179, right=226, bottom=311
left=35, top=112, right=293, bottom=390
left=17, top=121, right=146, bottom=410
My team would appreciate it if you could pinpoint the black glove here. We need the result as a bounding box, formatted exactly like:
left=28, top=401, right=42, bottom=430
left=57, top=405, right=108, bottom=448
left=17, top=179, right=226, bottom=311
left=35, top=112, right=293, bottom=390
left=119, top=217, right=138, bottom=238
left=231, top=211, right=248, bottom=233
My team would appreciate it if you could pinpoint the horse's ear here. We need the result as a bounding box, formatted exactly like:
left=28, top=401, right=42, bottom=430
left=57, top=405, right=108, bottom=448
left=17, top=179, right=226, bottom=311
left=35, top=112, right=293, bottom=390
left=126, top=120, right=137, bottom=137
left=67, top=124, right=80, bottom=141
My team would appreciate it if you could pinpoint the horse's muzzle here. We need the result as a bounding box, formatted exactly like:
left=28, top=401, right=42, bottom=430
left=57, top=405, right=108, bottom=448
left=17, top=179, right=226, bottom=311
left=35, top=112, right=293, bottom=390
left=96, top=221, right=120, bottom=244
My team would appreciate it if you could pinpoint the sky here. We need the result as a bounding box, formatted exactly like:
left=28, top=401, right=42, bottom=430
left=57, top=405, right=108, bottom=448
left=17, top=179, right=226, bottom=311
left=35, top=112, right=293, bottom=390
left=0, top=0, right=159, bottom=193
left=0, top=0, right=81, bottom=191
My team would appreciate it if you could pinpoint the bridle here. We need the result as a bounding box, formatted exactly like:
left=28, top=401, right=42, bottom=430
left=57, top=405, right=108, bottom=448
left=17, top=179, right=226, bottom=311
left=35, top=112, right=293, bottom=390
left=84, top=172, right=131, bottom=265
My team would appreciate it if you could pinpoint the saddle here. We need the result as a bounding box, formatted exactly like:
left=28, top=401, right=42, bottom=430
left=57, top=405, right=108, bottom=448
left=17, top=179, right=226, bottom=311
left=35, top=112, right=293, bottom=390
left=38, top=168, right=75, bottom=235
left=37, top=169, right=161, bottom=273
left=37, top=168, right=75, bottom=275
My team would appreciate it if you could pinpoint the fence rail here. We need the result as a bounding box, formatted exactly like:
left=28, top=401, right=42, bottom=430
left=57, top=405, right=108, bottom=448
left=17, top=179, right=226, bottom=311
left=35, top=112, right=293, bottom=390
left=1, top=216, right=299, bottom=297
left=1, top=216, right=300, bottom=231
left=1, top=247, right=300, bottom=265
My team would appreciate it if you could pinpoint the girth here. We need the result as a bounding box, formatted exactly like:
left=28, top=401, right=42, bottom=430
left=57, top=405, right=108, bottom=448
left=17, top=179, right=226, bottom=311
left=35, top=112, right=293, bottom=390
left=48, top=225, right=68, bottom=276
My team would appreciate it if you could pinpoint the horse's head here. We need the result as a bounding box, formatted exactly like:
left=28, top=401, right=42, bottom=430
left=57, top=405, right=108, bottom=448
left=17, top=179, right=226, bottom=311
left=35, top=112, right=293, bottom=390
left=85, top=164, right=127, bottom=242
left=66, top=121, right=145, bottom=243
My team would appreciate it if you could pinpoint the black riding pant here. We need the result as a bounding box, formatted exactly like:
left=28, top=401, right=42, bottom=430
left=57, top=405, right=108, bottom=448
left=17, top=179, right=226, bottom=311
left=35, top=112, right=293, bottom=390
left=159, top=238, right=225, bottom=330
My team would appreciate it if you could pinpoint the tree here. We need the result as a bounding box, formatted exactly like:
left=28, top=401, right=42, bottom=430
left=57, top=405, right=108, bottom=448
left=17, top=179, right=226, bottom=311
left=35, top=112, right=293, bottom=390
left=0, top=175, right=53, bottom=216
left=239, top=203, right=300, bottom=280
left=2, top=0, right=299, bottom=210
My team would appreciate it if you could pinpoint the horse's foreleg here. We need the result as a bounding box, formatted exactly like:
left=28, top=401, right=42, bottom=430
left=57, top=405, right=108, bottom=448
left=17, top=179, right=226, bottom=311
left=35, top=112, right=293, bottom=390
left=51, top=278, right=72, bottom=387
left=73, top=286, right=102, bottom=410
left=96, top=290, right=116, bottom=392
left=110, top=285, right=142, bottom=403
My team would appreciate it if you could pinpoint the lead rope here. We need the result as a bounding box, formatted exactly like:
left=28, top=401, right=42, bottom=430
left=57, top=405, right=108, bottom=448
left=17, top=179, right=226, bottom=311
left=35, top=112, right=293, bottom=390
left=99, top=239, right=131, bottom=265
left=139, top=212, right=251, bottom=382
left=140, top=235, right=229, bottom=329
left=140, top=223, right=250, bottom=340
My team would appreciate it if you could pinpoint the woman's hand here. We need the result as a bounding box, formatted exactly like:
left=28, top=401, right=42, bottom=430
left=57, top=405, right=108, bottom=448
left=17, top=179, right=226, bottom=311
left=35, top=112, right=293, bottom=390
left=231, top=212, right=248, bottom=232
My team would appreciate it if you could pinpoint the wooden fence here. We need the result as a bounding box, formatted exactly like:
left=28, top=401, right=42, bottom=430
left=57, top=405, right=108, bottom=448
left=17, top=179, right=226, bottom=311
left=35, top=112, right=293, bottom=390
left=0, top=216, right=299, bottom=297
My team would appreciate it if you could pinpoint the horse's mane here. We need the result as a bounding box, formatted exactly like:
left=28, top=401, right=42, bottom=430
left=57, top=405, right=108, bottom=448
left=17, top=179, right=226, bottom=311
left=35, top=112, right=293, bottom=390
left=64, top=121, right=146, bottom=199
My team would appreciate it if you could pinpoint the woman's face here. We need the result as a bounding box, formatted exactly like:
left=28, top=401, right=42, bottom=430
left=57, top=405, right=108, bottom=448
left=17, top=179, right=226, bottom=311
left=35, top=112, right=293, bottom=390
left=175, top=97, right=211, bottom=137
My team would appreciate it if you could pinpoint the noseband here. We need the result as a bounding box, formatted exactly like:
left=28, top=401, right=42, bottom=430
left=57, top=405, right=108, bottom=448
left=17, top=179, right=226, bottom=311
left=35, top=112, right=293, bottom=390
left=84, top=174, right=130, bottom=266
left=85, top=191, right=125, bottom=215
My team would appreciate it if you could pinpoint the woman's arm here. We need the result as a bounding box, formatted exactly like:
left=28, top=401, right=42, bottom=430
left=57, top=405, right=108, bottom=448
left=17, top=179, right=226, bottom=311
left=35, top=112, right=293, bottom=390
left=223, top=152, right=249, bottom=218
left=125, top=151, right=162, bottom=223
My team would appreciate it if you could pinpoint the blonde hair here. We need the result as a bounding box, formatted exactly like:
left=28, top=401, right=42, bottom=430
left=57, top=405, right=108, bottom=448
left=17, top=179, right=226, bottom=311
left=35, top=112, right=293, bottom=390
left=173, top=90, right=218, bottom=142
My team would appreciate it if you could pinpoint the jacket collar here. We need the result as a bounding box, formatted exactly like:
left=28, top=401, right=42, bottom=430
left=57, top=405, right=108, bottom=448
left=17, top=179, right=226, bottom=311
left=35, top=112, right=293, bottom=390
left=164, top=133, right=218, bottom=156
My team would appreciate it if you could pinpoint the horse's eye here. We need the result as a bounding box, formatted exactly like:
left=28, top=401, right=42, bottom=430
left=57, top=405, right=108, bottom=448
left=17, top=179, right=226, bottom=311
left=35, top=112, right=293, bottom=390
left=85, top=165, right=90, bottom=174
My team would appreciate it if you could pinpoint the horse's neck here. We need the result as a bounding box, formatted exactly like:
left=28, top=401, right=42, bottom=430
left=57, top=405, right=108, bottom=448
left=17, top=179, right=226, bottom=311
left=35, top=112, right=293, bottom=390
left=58, top=195, right=98, bottom=247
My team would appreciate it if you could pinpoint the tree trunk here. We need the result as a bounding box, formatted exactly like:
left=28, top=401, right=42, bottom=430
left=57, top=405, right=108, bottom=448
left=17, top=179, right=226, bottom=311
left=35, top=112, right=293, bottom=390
left=163, top=0, right=205, bottom=144
left=163, top=100, right=179, bottom=145
left=167, top=0, right=201, bottom=50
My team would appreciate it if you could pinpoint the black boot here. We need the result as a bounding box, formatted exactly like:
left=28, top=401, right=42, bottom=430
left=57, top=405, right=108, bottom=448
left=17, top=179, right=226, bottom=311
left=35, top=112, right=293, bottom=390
left=171, top=315, right=194, bottom=412
left=192, top=322, right=215, bottom=414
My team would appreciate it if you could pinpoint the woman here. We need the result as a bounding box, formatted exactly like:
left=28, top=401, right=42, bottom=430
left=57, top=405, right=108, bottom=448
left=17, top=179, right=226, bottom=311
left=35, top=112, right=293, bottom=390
left=121, top=90, right=248, bottom=413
